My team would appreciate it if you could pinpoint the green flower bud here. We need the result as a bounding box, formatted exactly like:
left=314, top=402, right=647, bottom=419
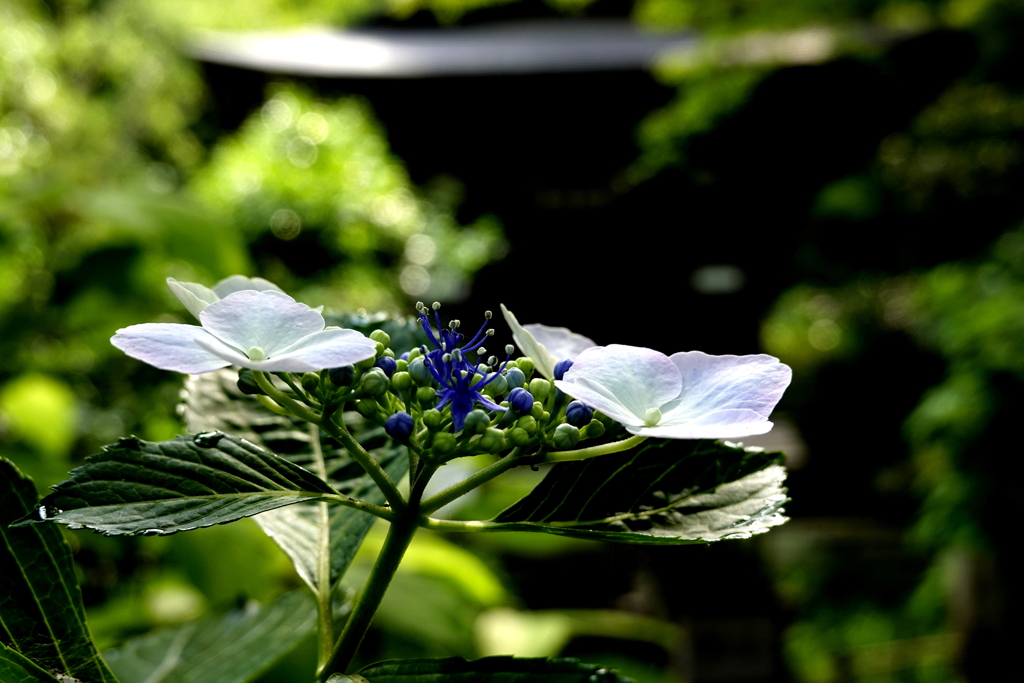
left=480, top=428, right=506, bottom=454
left=594, top=410, right=624, bottom=434
left=361, top=368, right=389, bottom=397
left=236, top=369, right=263, bottom=395
left=301, top=372, right=320, bottom=393
left=407, top=347, right=423, bottom=361
left=581, top=420, right=606, bottom=440
left=463, top=409, right=490, bottom=435
left=553, top=423, right=581, bottom=449
left=507, top=427, right=532, bottom=447
left=483, top=373, right=508, bottom=397
left=396, top=359, right=409, bottom=372
left=422, top=409, right=442, bottom=430
left=355, top=356, right=376, bottom=371
left=382, top=348, right=395, bottom=358
left=374, top=341, right=386, bottom=357
left=409, top=358, right=433, bottom=385
left=369, top=329, right=391, bottom=348
left=416, top=386, right=437, bottom=404
left=390, top=371, right=412, bottom=392
left=530, top=402, right=545, bottom=421
left=516, top=357, right=535, bottom=378
left=355, top=399, right=378, bottom=419
left=516, top=415, right=538, bottom=434
left=432, top=431, right=456, bottom=455
left=529, top=378, right=551, bottom=402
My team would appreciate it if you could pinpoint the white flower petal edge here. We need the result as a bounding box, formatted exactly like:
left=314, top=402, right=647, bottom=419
left=111, top=323, right=235, bottom=374
left=167, top=275, right=285, bottom=319
left=113, top=288, right=377, bottom=374
left=500, top=304, right=596, bottom=379
left=555, top=345, right=792, bottom=440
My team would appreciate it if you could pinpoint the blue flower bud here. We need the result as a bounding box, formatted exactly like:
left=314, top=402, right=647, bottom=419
left=565, top=401, right=594, bottom=427
left=385, top=411, right=414, bottom=441
left=399, top=351, right=410, bottom=361
left=505, top=367, right=526, bottom=389
left=553, top=359, right=574, bottom=380
left=508, top=387, right=534, bottom=413
left=375, top=356, right=398, bottom=377
left=328, top=365, right=355, bottom=387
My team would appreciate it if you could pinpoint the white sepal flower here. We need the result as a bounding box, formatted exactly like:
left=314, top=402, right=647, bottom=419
left=500, top=304, right=596, bottom=380
left=554, top=344, right=792, bottom=439
left=112, top=290, right=377, bottom=374
left=167, top=275, right=284, bottom=319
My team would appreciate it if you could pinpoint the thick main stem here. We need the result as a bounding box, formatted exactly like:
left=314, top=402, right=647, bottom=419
left=318, top=511, right=419, bottom=679
left=308, top=423, right=335, bottom=672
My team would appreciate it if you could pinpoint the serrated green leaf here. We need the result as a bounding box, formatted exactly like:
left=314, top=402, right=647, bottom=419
left=180, top=370, right=409, bottom=594
left=20, top=434, right=339, bottom=536
left=0, top=459, right=118, bottom=683
left=491, top=440, right=788, bottom=544
left=349, top=656, right=634, bottom=682
left=0, top=643, right=64, bottom=683
left=103, top=591, right=315, bottom=683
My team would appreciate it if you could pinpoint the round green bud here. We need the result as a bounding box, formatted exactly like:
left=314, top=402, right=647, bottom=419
left=236, top=369, right=263, bottom=395
left=422, top=409, right=442, bottom=430
left=382, top=348, right=395, bottom=358
left=301, top=372, right=320, bottom=393
left=516, top=415, right=538, bottom=434
left=374, top=341, right=386, bottom=357
left=409, top=359, right=433, bottom=385
left=396, top=359, right=408, bottom=372
left=594, top=410, right=624, bottom=434
left=390, top=371, right=412, bottom=392
left=416, top=386, right=437, bottom=404
left=483, top=373, right=508, bottom=397
left=369, top=329, right=391, bottom=348
left=407, top=347, right=423, bottom=361
left=581, top=420, right=606, bottom=440
left=529, top=378, right=551, bottom=402
left=355, top=399, right=378, bottom=419
left=463, top=410, right=490, bottom=435
left=480, top=428, right=506, bottom=454
left=361, top=368, right=389, bottom=397
left=507, top=427, right=532, bottom=447
left=530, top=402, right=545, bottom=420
left=516, top=357, right=535, bottom=378
left=355, top=356, right=376, bottom=371
left=553, top=423, right=581, bottom=450
left=432, top=432, right=456, bottom=456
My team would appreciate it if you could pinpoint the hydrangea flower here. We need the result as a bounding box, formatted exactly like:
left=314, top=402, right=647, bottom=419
left=555, top=345, right=791, bottom=439
left=417, top=306, right=507, bottom=431
left=167, top=275, right=284, bottom=319
left=500, top=305, right=596, bottom=380
left=112, top=289, right=377, bottom=374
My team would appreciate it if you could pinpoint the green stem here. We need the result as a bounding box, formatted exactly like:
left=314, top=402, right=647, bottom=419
left=321, top=494, right=394, bottom=521
left=318, top=511, right=419, bottom=679
left=253, top=371, right=321, bottom=423
left=319, top=415, right=405, bottom=512
left=419, top=450, right=526, bottom=515
left=545, top=435, right=648, bottom=462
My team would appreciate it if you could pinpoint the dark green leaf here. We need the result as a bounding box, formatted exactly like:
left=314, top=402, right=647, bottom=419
left=104, top=591, right=315, bottom=683
left=19, top=434, right=339, bottom=536
left=337, top=656, right=634, bottom=682
left=0, top=458, right=118, bottom=683
left=180, top=370, right=409, bottom=594
left=0, top=643, right=63, bottom=683
left=491, top=440, right=788, bottom=544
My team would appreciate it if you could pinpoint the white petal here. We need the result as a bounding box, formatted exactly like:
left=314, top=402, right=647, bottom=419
left=212, top=275, right=285, bottom=297
left=524, top=324, right=596, bottom=369
left=627, top=409, right=774, bottom=439
left=661, top=352, right=792, bottom=423
left=199, top=290, right=325, bottom=355
left=256, top=328, right=377, bottom=372
left=111, top=324, right=234, bottom=374
left=554, top=375, right=645, bottom=427
left=557, top=345, right=681, bottom=422
left=501, top=304, right=558, bottom=379
left=166, top=278, right=219, bottom=319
